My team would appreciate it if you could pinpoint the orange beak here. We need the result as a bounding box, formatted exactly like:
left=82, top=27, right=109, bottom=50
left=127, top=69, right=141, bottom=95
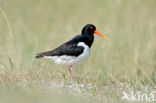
left=94, top=30, right=109, bottom=40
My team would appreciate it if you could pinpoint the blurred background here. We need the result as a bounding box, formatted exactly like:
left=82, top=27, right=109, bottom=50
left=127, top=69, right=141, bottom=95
left=0, top=0, right=156, bottom=103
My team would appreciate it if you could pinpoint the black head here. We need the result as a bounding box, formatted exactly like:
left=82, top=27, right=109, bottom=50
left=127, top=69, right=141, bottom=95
left=81, top=24, right=109, bottom=40
left=82, top=24, right=96, bottom=35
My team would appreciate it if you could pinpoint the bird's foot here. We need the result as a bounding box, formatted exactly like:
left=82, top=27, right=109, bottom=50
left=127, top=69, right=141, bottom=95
left=69, top=65, right=74, bottom=76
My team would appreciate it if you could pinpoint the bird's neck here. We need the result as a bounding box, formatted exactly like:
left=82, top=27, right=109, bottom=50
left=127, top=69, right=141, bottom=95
left=85, top=34, right=94, bottom=48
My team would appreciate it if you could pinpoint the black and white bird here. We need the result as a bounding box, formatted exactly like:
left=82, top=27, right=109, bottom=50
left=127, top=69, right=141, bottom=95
left=35, top=24, right=109, bottom=76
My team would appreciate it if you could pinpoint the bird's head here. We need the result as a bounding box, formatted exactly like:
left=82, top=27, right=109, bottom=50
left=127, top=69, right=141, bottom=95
left=82, top=24, right=109, bottom=40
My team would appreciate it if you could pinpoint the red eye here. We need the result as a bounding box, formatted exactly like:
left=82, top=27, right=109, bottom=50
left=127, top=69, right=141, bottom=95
left=90, top=26, right=93, bottom=29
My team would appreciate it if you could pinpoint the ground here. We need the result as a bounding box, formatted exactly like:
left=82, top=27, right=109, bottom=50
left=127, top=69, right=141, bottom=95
left=0, top=0, right=156, bottom=103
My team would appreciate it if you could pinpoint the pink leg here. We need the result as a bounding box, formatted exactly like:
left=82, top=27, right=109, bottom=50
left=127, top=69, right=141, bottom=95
left=69, top=65, right=73, bottom=76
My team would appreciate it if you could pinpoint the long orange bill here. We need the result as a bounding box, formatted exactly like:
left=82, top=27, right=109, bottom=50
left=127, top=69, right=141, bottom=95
left=94, top=30, right=109, bottom=40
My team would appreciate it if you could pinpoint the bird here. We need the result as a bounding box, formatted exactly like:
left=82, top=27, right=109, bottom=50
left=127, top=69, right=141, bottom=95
left=35, top=24, right=109, bottom=76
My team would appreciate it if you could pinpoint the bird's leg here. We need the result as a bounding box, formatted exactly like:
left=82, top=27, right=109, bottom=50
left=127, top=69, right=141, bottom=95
left=69, top=65, right=73, bottom=76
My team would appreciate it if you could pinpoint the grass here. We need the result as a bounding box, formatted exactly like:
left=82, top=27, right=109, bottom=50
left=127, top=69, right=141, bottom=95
left=0, top=0, right=156, bottom=103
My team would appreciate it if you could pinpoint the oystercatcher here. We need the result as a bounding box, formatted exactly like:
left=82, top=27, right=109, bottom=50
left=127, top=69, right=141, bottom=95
left=35, top=24, right=109, bottom=76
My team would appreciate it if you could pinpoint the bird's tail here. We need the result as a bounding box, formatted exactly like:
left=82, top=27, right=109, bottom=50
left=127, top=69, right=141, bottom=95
left=35, top=51, right=52, bottom=59
left=35, top=53, right=44, bottom=58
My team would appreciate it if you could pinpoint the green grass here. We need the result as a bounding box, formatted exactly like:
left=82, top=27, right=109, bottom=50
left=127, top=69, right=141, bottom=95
left=0, top=0, right=156, bottom=103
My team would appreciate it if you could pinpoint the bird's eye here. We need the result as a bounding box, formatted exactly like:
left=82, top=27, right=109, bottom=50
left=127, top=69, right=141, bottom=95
left=90, top=26, right=93, bottom=30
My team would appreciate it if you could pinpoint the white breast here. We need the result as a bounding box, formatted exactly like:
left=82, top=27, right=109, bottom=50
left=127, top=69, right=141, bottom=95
left=44, top=42, right=90, bottom=65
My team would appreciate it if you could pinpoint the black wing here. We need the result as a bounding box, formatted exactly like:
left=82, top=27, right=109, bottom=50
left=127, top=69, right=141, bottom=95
left=35, top=36, right=85, bottom=58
